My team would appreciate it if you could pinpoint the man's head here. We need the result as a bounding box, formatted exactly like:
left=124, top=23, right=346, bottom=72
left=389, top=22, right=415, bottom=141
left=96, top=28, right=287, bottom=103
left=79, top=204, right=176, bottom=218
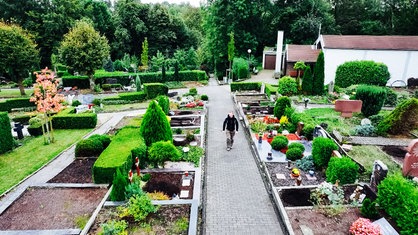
left=228, top=112, right=234, bottom=118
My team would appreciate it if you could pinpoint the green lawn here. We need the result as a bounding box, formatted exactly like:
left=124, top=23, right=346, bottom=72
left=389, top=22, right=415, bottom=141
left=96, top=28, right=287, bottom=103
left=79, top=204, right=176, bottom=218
left=97, top=101, right=150, bottom=113
left=303, top=108, right=362, bottom=135
left=0, top=88, right=33, bottom=98
left=0, top=129, right=91, bottom=195
left=349, top=145, right=401, bottom=181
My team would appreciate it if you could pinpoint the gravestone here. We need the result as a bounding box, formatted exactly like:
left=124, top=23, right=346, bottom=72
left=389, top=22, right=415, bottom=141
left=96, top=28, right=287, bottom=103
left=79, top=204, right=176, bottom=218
left=83, top=94, right=94, bottom=105
left=373, top=218, right=399, bottom=235
left=296, top=122, right=304, bottom=136
left=370, top=160, right=388, bottom=192
left=328, top=81, right=334, bottom=94
left=402, top=139, right=418, bottom=177
left=332, top=130, right=343, bottom=144
left=105, top=78, right=118, bottom=84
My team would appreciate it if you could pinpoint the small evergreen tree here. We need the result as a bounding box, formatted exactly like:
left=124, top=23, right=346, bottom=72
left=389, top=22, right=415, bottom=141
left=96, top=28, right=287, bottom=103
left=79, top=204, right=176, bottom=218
left=110, top=168, right=128, bottom=201
left=312, top=51, right=324, bottom=95
left=162, top=60, right=166, bottom=80
left=302, top=66, right=313, bottom=95
left=140, top=100, right=173, bottom=146
left=141, top=37, right=148, bottom=71
left=157, top=95, right=170, bottom=115
left=103, top=58, right=114, bottom=72
left=227, top=32, right=235, bottom=81
left=135, top=74, right=142, bottom=92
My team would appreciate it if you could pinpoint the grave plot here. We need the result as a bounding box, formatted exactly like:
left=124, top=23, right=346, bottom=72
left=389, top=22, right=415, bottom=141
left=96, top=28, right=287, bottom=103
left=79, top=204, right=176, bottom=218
left=142, top=171, right=195, bottom=200
left=48, top=158, right=96, bottom=183
left=88, top=204, right=190, bottom=234
left=0, top=186, right=107, bottom=231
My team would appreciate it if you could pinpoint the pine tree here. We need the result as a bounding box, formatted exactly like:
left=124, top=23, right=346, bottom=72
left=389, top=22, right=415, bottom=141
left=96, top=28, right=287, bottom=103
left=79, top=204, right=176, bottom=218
left=110, top=168, right=128, bottom=201
left=302, top=66, right=313, bottom=95
left=140, top=100, right=173, bottom=146
left=312, top=51, right=325, bottom=95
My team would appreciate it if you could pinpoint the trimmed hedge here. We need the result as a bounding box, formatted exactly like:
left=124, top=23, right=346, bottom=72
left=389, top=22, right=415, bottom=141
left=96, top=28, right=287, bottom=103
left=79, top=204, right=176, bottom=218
left=118, top=92, right=147, bottom=102
left=271, top=135, right=289, bottom=151
left=377, top=174, right=418, bottom=234
left=326, top=157, right=359, bottom=184
left=278, top=76, right=298, bottom=96
left=265, top=84, right=278, bottom=98
left=355, top=85, right=387, bottom=117
left=62, top=70, right=207, bottom=89
left=230, top=82, right=262, bottom=92
left=93, top=127, right=143, bottom=184
left=143, top=83, right=168, bottom=99
left=61, top=75, right=90, bottom=89
left=0, top=112, right=14, bottom=154
left=335, top=60, right=390, bottom=88
left=75, top=138, right=103, bottom=158
left=52, top=107, right=97, bottom=129
left=0, top=98, right=35, bottom=112
left=377, top=98, right=418, bottom=135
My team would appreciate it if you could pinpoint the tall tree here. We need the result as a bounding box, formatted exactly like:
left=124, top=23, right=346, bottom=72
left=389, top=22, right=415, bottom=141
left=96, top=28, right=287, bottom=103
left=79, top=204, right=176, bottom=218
left=302, top=66, right=313, bottom=95
left=227, top=32, right=235, bottom=81
left=58, top=20, right=110, bottom=89
left=312, top=51, right=325, bottom=95
left=140, top=100, right=172, bottom=147
left=140, top=37, right=149, bottom=71
left=203, top=0, right=273, bottom=78
left=0, top=22, right=39, bottom=95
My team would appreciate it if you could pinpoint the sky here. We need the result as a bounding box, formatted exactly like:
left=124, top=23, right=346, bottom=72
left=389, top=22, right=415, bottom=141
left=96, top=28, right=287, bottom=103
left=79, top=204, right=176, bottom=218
left=139, top=0, right=202, bottom=7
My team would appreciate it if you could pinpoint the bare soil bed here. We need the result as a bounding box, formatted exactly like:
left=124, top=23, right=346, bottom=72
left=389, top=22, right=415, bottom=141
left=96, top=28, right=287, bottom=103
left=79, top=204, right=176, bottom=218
left=286, top=207, right=362, bottom=235
left=48, top=158, right=96, bottom=183
left=381, top=145, right=407, bottom=165
left=0, top=187, right=107, bottom=230
left=143, top=172, right=194, bottom=199
left=88, top=204, right=190, bottom=234
left=266, top=162, right=326, bottom=187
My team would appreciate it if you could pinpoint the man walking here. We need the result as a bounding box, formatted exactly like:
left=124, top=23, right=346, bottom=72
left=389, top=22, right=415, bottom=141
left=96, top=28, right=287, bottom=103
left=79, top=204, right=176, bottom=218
left=222, top=112, right=239, bottom=151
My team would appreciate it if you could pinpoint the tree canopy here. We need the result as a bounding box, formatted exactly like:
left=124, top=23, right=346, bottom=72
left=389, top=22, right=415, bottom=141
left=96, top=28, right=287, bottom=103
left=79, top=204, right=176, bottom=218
left=0, top=22, right=39, bottom=95
left=58, top=19, right=110, bottom=88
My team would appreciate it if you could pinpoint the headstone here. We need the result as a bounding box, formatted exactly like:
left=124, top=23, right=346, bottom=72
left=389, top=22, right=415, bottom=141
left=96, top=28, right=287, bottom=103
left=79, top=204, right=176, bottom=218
left=105, top=78, right=118, bottom=84
left=296, top=122, right=304, bottom=136
left=67, top=94, right=75, bottom=105
left=373, top=218, right=399, bottom=235
left=83, top=94, right=94, bottom=104
left=402, top=139, right=418, bottom=177
left=370, top=160, right=388, bottom=192
left=300, top=225, right=314, bottom=235
left=328, top=81, right=334, bottom=94
left=276, top=173, right=286, bottom=180
left=182, top=179, right=191, bottom=187
left=332, top=130, right=343, bottom=143
left=179, top=190, right=189, bottom=198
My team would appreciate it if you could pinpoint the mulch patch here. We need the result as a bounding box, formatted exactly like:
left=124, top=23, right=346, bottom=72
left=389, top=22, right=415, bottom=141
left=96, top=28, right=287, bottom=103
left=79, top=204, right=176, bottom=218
left=143, top=172, right=194, bottom=199
left=381, top=146, right=407, bottom=165
left=286, top=207, right=362, bottom=235
left=48, top=158, right=96, bottom=183
left=265, top=162, right=326, bottom=187
left=0, top=187, right=107, bottom=230
left=88, top=204, right=190, bottom=234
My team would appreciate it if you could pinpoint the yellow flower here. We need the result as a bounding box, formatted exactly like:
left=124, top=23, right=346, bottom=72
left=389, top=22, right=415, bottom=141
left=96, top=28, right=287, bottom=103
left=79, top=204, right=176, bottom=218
left=279, top=115, right=289, bottom=125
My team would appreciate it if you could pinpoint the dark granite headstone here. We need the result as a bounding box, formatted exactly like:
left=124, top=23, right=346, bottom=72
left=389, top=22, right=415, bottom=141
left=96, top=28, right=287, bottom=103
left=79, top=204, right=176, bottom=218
left=370, top=160, right=388, bottom=192
left=407, top=77, right=418, bottom=88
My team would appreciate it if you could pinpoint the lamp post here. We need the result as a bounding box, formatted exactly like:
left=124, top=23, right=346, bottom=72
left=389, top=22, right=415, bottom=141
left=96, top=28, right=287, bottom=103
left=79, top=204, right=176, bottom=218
left=247, top=49, right=252, bottom=77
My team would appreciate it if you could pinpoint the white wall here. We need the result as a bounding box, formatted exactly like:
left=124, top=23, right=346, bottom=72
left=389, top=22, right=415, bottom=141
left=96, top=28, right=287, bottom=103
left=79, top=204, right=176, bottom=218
left=323, top=49, right=418, bottom=86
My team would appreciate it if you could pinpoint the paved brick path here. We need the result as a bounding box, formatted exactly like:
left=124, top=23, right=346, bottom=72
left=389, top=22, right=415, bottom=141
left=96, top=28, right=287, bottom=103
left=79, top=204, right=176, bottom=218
left=200, top=78, right=283, bottom=234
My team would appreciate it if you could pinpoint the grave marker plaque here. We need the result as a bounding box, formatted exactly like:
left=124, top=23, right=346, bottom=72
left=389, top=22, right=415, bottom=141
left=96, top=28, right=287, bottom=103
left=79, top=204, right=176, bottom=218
left=402, top=139, right=418, bottom=177
left=370, top=160, right=388, bottom=192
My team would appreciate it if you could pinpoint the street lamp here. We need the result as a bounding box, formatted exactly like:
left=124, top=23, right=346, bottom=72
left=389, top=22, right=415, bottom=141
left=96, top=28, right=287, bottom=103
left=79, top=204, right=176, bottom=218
left=247, top=49, right=252, bottom=63
left=247, top=49, right=252, bottom=77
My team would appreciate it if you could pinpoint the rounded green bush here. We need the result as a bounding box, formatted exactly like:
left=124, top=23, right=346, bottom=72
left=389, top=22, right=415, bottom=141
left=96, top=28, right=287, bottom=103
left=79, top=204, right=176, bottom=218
left=148, top=140, right=180, bottom=166
left=312, top=137, right=338, bottom=169
left=278, top=76, right=297, bottom=96
left=325, top=157, right=359, bottom=184
left=286, top=148, right=303, bottom=161
left=75, top=138, right=104, bottom=158
left=335, top=60, right=390, bottom=88
left=271, top=135, right=289, bottom=151
left=72, top=100, right=82, bottom=107
left=288, top=142, right=305, bottom=153
left=355, top=85, right=387, bottom=117
left=274, top=96, right=291, bottom=119
left=384, top=88, right=398, bottom=106
left=89, top=134, right=111, bottom=148
left=201, top=94, right=209, bottom=101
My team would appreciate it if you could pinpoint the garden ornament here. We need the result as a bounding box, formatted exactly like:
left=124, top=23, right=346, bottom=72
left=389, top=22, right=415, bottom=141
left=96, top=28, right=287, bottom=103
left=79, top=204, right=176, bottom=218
left=128, top=170, right=133, bottom=183
left=135, top=157, right=140, bottom=176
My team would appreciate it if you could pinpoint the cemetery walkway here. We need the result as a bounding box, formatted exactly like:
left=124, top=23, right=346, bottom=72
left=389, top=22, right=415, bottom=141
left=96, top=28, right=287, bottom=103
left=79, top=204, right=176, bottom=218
left=0, top=110, right=145, bottom=215
left=199, top=78, right=284, bottom=234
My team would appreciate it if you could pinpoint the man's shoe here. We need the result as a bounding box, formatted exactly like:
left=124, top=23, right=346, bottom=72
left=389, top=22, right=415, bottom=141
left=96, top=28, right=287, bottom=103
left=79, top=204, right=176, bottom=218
left=227, top=147, right=231, bottom=151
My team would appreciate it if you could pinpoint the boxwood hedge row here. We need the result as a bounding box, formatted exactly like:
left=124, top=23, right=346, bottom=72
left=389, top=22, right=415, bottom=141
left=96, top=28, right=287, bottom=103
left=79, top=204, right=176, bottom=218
left=93, top=127, right=144, bottom=184
left=230, top=82, right=262, bottom=92
left=0, top=98, right=35, bottom=112
left=52, top=107, right=97, bottom=129
left=335, top=60, right=390, bottom=88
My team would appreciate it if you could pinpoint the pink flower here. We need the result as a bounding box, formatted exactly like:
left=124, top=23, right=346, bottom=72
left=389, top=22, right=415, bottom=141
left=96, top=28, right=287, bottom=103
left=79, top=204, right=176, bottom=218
left=349, top=218, right=381, bottom=235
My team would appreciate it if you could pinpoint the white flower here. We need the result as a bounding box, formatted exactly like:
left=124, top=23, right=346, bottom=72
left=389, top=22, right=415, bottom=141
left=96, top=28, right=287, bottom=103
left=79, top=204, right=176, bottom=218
left=183, top=147, right=190, bottom=153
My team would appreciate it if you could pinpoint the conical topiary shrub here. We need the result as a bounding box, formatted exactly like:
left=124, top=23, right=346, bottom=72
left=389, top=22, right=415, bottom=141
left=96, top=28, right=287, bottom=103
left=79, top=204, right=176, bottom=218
left=140, top=100, right=173, bottom=146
